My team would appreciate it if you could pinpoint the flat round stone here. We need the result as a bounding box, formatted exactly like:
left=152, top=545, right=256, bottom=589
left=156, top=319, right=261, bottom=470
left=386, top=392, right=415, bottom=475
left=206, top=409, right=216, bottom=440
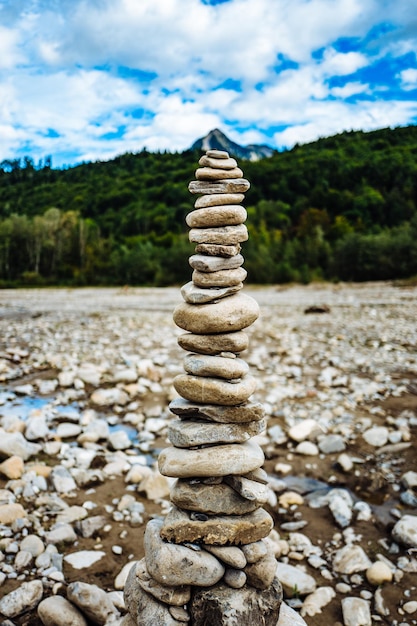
left=180, top=282, right=243, bottom=304
left=199, top=155, right=238, bottom=169
left=187, top=206, right=247, bottom=228
left=158, top=440, right=265, bottom=478
left=173, top=373, right=256, bottom=405
left=196, top=167, right=243, bottom=180
left=170, top=479, right=260, bottom=515
left=206, top=149, right=229, bottom=158
left=195, top=193, right=245, bottom=208
left=168, top=418, right=265, bottom=447
left=173, top=293, right=259, bottom=334
left=169, top=398, right=265, bottom=424
left=178, top=331, right=249, bottom=355
left=195, top=243, right=241, bottom=257
left=189, top=224, right=248, bottom=245
left=188, top=179, right=250, bottom=195
left=183, top=354, right=249, bottom=379
left=193, top=267, right=247, bottom=288
left=189, top=254, right=244, bottom=272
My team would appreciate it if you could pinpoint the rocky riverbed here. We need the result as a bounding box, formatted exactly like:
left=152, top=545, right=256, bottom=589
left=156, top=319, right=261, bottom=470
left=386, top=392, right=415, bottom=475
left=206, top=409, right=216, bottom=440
left=0, top=282, right=416, bottom=626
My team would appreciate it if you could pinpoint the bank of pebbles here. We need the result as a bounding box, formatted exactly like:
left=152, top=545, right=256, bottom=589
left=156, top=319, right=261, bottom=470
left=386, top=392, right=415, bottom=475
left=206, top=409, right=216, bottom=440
left=0, top=242, right=416, bottom=621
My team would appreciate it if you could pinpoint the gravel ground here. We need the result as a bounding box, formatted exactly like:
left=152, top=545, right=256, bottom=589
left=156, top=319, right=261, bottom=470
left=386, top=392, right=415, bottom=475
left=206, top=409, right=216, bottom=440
left=0, top=282, right=416, bottom=626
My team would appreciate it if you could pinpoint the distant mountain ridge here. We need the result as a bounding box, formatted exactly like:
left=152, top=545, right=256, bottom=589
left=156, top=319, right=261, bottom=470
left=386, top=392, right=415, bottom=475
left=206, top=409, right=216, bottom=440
left=191, top=128, right=275, bottom=161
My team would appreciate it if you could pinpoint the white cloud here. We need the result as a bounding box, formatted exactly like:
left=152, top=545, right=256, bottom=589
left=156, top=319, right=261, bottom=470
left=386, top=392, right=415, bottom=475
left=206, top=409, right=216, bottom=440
left=330, top=82, right=369, bottom=97
left=400, top=68, right=417, bottom=90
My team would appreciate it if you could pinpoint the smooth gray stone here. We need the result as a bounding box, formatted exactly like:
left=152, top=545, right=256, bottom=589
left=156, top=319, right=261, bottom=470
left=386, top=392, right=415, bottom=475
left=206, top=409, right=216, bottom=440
left=144, top=518, right=224, bottom=587
left=195, top=242, right=241, bottom=257
left=245, top=553, right=278, bottom=590
left=158, top=439, right=264, bottom=478
left=224, top=475, right=270, bottom=503
left=195, top=192, right=244, bottom=208
left=241, top=540, right=268, bottom=563
left=37, top=596, right=88, bottom=626
left=190, top=577, right=282, bottom=626
left=0, top=580, right=43, bottom=618
left=177, top=331, right=248, bottom=355
left=124, top=579, right=183, bottom=625
left=67, top=582, right=119, bottom=625
left=173, top=373, right=256, bottom=406
left=198, top=155, right=238, bottom=169
left=189, top=224, right=248, bottom=245
left=173, top=292, right=259, bottom=334
left=170, top=479, right=260, bottom=515
left=192, top=267, right=247, bottom=288
left=392, top=515, right=417, bottom=548
left=196, top=166, right=243, bottom=180
left=224, top=568, right=247, bottom=588
left=187, top=205, right=247, bottom=228
left=181, top=281, right=243, bottom=304
left=188, top=178, right=250, bottom=195
left=167, top=418, right=266, bottom=448
left=189, top=253, right=244, bottom=272
left=203, top=545, right=246, bottom=568
left=127, top=558, right=191, bottom=607
left=183, top=353, right=249, bottom=379
left=244, top=467, right=269, bottom=484
left=169, top=398, right=265, bottom=424
left=160, top=505, right=273, bottom=545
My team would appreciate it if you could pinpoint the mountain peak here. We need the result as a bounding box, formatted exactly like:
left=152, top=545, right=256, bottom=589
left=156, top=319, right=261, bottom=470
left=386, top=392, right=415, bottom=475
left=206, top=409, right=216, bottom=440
left=191, top=128, right=275, bottom=161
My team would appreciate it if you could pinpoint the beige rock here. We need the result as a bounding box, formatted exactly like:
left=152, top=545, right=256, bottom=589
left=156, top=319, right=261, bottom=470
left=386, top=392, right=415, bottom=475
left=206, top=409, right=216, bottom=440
left=144, top=518, right=224, bottom=586
left=173, top=373, right=256, bottom=405
left=195, top=193, right=245, bottom=208
left=192, top=267, right=247, bottom=288
left=0, top=503, right=27, bottom=525
left=173, top=293, right=259, bottom=334
left=160, top=505, right=273, bottom=545
left=245, top=553, right=278, bottom=590
left=242, top=540, right=268, bottom=563
left=181, top=281, right=243, bottom=304
left=189, top=253, right=244, bottom=272
left=224, top=568, right=247, bottom=588
left=206, top=149, right=229, bottom=158
left=37, top=596, right=88, bottom=626
left=196, top=167, right=243, bottom=180
left=168, top=418, right=266, bottom=448
left=198, top=155, right=238, bottom=169
left=224, top=475, right=269, bottom=503
left=169, top=398, right=265, bottom=424
left=0, top=455, right=24, bottom=479
left=177, top=331, right=249, bottom=355
left=187, top=205, right=247, bottom=228
left=366, top=561, right=393, bottom=585
left=203, top=545, right=247, bottom=568
left=170, top=479, right=260, bottom=515
left=189, top=224, right=248, bottom=245
left=189, top=178, right=250, bottom=195
left=158, top=439, right=264, bottom=478
left=183, top=353, right=249, bottom=379
left=195, top=242, right=242, bottom=257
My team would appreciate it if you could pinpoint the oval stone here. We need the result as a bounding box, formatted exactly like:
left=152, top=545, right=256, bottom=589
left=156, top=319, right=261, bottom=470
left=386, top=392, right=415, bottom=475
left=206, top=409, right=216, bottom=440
left=183, top=354, right=249, bottom=379
left=193, top=267, right=247, bottom=288
left=196, top=167, right=243, bottom=180
left=189, top=253, right=244, bottom=272
left=206, top=149, right=229, bottom=158
left=173, top=293, right=259, bottom=334
left=189, top=224, right=248, bottom=245
left=187, top=205, right=247, bottom=228
left=173, top=374, right=256, bottom=405
left=188, top=179, right=250, bottom=195
left=181, top=282, right=243, bottom=305
left=195, top=193, right=245, bottom=208
left=198, top=155, right=238, bottom=169
left=178, top=331, right=249, bottom=355
left=158, top=440, right=265, bottom=478
left=144, top=519, right=224, bottom=587
left=168, top=418, right=265, bottom=448
left=170, top=480, right=259, bottom=515
left=195, top=243, right=241, bottom=257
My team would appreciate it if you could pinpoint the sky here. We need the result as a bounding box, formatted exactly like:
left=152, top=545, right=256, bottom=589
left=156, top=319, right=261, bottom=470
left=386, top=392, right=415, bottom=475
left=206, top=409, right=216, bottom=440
left=1, top=0, right=417, bottom=168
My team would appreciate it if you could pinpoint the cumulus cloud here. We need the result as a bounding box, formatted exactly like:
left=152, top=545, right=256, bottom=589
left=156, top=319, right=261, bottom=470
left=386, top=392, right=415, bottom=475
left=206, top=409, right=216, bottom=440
left=0, top=0, right=416, bottom=165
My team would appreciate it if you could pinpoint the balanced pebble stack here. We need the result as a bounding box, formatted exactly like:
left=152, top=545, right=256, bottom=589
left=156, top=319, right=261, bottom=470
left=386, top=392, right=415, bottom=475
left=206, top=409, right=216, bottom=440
left=124, top=150, right=283, bottom=626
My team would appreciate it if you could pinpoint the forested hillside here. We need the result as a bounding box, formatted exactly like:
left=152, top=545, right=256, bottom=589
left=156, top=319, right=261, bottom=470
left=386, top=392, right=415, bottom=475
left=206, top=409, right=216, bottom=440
left=1, top=125, right=417, bottom=286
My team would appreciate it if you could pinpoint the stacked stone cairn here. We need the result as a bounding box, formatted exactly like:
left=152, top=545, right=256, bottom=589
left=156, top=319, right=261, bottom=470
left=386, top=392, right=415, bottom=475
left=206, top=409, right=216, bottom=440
left=124, top=150, right=283, bottom=625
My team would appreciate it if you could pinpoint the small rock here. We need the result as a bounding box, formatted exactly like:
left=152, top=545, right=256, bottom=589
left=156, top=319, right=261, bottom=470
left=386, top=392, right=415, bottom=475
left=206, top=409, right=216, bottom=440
left=341, top=597, right=371, bottom=626
left=67, top=581, right=119, bottom=625
left=64, top=550, right=106, bottom=569
left=366, top=561, right=393, bottom=585
left=275, top=562, right=316, bottom=596
left=37, top=596, right=88, bottom=626
left=0, top=580, right=43, bottom=617
left=392, top=515, right=417, bottom=548
left=301, top=586, right=336, bottom=617
left=363, top=426, right=389, bottom=447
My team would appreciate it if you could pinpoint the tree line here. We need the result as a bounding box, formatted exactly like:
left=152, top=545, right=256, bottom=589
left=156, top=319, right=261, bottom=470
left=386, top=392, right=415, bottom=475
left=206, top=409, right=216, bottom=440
left=0, top=125, right=417, bottom=286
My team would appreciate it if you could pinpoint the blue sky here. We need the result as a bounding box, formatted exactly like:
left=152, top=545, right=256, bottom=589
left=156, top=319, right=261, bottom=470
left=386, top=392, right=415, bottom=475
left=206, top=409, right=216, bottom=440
left=1, top=0, right=416, bottom=167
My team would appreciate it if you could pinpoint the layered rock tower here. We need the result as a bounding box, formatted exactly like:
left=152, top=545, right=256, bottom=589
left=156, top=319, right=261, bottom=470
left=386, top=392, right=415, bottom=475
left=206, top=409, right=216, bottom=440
left=124, top=151, right=282, bottom=625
